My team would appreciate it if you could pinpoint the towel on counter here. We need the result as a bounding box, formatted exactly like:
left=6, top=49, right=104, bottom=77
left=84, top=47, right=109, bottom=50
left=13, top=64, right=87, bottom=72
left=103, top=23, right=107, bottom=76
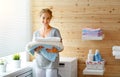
left=25, top=37, right=64, bottom=62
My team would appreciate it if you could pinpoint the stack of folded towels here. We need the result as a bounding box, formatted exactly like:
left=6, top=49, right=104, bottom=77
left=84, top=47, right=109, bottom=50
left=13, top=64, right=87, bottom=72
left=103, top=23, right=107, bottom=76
left=25, top=37, right=64, bottom=62
left=112, top=46, right=120, bottom=59
left=82, top=28, right=103, bottom=39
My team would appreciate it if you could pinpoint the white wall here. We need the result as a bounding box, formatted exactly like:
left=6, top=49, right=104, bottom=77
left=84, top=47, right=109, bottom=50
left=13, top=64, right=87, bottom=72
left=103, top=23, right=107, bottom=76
left=0, top=0, right=32, bottom=57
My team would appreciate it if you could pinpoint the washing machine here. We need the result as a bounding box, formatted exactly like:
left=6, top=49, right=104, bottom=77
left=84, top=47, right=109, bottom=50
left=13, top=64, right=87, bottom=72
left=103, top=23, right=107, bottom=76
left=58, top=57, right=77, bottom=77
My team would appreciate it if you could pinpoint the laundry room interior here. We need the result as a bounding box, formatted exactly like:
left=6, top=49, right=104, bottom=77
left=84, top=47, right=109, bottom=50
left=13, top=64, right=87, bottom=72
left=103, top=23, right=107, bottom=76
left=0, top=0, right=120, bottom=77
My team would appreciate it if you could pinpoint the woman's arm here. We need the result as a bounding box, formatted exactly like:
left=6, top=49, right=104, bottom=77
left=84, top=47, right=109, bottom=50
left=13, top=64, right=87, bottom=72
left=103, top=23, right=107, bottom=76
left=46, top=47, right=58, bottom=53
left=34, top=46, right=44, bottom=53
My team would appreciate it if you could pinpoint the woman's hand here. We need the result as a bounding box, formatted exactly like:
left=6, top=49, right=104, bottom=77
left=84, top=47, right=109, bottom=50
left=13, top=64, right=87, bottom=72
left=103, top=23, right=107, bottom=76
left=46, top=47, right=58, bottom=53
left=34, top=46, right=44, bottom=53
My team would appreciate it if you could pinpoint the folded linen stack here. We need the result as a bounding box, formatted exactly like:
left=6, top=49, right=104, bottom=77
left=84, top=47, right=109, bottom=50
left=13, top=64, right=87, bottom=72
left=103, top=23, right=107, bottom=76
left=25, top=37, right=64, bottom=62
left=82, top=28, right=103, bottom=40
left=112, top=46, right=120, bottom=59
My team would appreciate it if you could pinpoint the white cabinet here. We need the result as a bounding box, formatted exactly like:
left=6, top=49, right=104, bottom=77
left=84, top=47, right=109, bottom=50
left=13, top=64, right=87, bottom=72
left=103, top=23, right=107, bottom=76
left=58, top=57, right=77, bottom=77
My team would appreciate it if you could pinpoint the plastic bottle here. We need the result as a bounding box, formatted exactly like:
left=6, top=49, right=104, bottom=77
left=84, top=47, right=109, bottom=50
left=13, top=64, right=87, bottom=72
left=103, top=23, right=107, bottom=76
left=87, top=49, right=94, bottom=61
left=94, top=49, right=102, bottom=61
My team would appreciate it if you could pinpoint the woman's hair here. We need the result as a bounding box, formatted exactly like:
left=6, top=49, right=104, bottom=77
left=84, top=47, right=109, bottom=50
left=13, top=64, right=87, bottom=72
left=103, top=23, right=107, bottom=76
left=40, top=8, right=53, bottom=19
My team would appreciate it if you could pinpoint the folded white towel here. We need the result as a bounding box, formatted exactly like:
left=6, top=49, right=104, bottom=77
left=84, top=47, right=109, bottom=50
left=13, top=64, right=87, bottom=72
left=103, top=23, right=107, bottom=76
left=112, top=46, right=120, bottom=51
left=26, top=41, right=63, bottom=52
left=112, top=51, right=120, bottom=56
left=115, top=55, right=120, bottom=59
left=34, top=37, right=61, bottom=42
left=26, top=37, right=63, bottom=51
left=25, top=37, right=64, bottom=62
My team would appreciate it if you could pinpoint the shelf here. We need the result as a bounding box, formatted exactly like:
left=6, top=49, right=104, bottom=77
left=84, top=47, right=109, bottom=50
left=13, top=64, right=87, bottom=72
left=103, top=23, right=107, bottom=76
left=83, top=67, right=105, bottom=75
left=82, top=34, right=104, bottom=40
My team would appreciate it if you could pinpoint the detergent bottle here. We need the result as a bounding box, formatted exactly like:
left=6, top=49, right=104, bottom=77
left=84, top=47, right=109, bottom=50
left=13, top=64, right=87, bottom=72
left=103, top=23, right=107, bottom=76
left=87, top=49, right=94, bottom=61
left=94, top=49, right=102, bottom=61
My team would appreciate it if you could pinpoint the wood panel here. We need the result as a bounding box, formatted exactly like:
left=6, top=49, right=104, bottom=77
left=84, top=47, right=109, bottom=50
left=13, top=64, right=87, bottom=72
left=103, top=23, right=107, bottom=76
left=31, top=0, right=120, bottom=77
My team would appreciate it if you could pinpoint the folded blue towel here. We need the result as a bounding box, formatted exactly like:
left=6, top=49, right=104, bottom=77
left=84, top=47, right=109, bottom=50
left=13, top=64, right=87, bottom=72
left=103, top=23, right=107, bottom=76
left=28, top=44, right=62, bottom=62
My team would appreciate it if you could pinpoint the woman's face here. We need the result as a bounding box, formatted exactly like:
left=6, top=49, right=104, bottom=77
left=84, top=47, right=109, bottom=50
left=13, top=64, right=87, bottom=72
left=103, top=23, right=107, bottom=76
left=40, top=12, right=51, bottom=26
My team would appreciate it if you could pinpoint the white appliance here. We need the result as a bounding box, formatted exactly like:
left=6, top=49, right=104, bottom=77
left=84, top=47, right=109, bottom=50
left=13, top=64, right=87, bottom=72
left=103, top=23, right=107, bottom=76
left=58, top=57, right=77, bottom=77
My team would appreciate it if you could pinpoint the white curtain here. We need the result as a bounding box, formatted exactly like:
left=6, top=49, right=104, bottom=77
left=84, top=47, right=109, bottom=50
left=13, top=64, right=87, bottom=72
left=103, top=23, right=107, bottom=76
left=0, top=0, right=32, bottom=57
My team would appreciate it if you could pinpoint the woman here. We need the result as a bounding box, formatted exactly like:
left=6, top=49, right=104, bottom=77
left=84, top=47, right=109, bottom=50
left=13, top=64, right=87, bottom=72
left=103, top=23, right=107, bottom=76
left=32, top=8, right=63, bottom=77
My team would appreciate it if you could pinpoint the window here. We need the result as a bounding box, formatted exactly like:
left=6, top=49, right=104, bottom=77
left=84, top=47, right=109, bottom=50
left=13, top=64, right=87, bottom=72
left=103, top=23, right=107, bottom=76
left=0, top=0, right=32, bottom=57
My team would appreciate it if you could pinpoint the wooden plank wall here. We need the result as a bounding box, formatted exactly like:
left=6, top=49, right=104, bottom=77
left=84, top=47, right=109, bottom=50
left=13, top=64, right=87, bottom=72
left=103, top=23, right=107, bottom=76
left=31, top=0, right=120, bottom=77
